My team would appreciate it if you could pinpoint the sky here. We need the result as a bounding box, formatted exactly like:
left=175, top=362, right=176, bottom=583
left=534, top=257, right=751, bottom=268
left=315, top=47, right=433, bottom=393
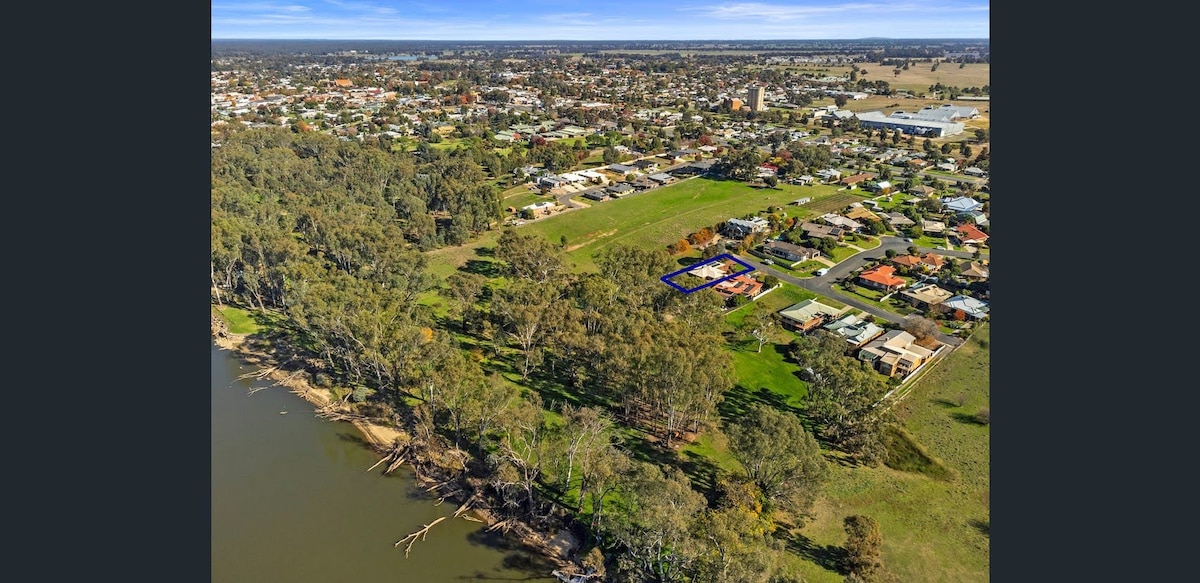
left=211, top=1, right=989, bottom=41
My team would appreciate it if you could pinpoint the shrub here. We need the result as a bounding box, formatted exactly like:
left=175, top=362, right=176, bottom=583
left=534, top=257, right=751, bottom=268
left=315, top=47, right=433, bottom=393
left=975, top=408, right=990, bottom=425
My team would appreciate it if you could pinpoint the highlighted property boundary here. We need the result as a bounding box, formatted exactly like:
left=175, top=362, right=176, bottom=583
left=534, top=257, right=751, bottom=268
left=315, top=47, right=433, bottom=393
left=660, top=253, right=756, bottom=294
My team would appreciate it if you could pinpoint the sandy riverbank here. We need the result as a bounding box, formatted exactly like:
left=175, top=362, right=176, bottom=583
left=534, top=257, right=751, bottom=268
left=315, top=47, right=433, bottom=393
left=211, top=319, right=406, bottom=451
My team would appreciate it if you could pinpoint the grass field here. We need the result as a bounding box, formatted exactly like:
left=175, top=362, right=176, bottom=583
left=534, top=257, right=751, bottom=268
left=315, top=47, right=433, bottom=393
left=212, top=305, right=265, bottom=335
left=791, top=323, right=990, bottom=583
left=518, top=177, right=851, bottom=271
left=804, top=191, right=873, bottom=214
left=764, top=63, right=989, bottom=99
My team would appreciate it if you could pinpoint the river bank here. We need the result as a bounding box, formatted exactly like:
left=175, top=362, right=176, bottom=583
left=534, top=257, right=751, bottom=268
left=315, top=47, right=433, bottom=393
left=210, top=310, right=582, bottom=575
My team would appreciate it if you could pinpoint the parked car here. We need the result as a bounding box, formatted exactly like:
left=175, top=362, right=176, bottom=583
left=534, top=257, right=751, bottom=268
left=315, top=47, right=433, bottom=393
left=762, top=259, right=774, bottom=265
left=815, top=268, right=830, bottom=276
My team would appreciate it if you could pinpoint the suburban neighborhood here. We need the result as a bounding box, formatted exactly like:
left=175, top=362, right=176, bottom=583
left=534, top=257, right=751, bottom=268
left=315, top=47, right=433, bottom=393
left=212, top=36, right=990, bottom=583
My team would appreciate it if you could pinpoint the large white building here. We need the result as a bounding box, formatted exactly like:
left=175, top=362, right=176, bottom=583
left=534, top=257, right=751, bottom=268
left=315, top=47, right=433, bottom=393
left=855, top=110, right=965, bottom=138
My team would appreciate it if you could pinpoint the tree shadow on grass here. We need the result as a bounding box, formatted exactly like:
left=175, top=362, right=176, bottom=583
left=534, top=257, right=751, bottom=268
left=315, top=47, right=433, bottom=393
left=969, top=518, right=990, bottom=537
left=784, top=532, right=847, bottom=575
left=475, top=246, right=497, bottom=258
left=719, top=383, right=803, bottom=424
left=932, top=398, right=961, bottom=408
left=520, top=366, right=612, bottom=413
left=952, top=411, right=989, bottom=425
left=462, top=259, right=502, bottom=278
left=617, top=429, right=722, bottom=505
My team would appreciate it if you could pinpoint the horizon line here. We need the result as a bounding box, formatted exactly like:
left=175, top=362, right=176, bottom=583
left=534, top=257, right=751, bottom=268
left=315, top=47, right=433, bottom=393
left=212, top=37, right=989, bottom=42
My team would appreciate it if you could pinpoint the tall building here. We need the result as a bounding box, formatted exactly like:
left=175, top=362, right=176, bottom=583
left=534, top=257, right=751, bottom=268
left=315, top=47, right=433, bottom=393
left=747, top=85, right=766, bottom=112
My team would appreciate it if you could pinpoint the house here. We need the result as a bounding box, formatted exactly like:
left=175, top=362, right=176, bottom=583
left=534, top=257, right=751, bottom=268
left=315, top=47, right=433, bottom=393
left=823, top=314, right=886, bottom=347
left=521, top=201, right=557, bottom=214
left=577, top=169, right=609, bottom=184
left=633, top=159, right=660, bottom=172
left=778, top=299, right=844, bottom=332
left=899, top=283, right=953, bottom=310
left=891, top=255, right=923, bottom=270
left=583, top=190, right=608, bottom=201
left=607, top=182, right=635, bottom=197
left=868, top=180, right=894, bottom=194
left=857, top=330, right=936, bottom=378
left=714, top=275, right=764, bottom=299
left=845, top=206, right=881, bottom=223
left=689, top=261, right=732, bottom=280
left=800, top=222, right=844, bottom=240
left=956, top=223, right=989, bottom=245
left=943, top=196, right=984, bottom=214
left=884, top=212, right=915, bottom=228
left=819, top=213, right=864, bottom=231
left=943, top=295, right=990, bottom=320
left=608, top=163, right=637, bottom=175
left=963, top=166, right=987, bottom=177
left=909, top=184, right=937, bottom=198
left=537, top=175, right=567, bottom=190
left=858, top=265, right=906, bottom=292
left=918, top=253, right=946, bottom=272
left=935, top=161, right=959, bottom=173
left=841, top=173, right=873, bottom=189
left=647, top=172, right=677, bottom=185
left=757, top=163, right=779, bottom=178
left=922, top=219, right=947, bottom=234
left=959, top=260, right=990, bottom=281
left=763, top=240, right=822, bottom=263
left=815, top=168, right=843, bottom=183
left=722, top=217, right=770, bottom=238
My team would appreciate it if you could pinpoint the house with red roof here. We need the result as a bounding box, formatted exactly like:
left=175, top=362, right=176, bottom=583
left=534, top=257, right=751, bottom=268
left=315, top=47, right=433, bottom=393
left=840, top=173, right=873, bottom=189
left=919, top=253, right=946, bottom=271
left=714, top=274, right=764, bottom=299
left=857, top=265, right=906, bottom=292
left=956, top=223, right=989, bottom=245
left=891, top=255, right=922, bottom=269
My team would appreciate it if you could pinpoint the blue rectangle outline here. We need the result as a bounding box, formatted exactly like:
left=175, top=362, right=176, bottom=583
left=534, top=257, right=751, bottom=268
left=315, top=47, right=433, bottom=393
left=660, top=253, right=757, bottom=294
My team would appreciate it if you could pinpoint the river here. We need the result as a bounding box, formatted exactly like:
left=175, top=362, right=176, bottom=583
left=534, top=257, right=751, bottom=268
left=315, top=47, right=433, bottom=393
left=211, top=340, right=558, bottom=582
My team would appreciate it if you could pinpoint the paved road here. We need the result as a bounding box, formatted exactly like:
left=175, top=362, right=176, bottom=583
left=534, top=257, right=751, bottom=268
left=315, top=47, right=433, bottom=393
left=736, top=235, right=985, bottom=346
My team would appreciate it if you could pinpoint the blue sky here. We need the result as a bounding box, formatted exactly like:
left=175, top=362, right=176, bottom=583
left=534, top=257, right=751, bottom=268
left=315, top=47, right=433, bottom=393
left=212, top=1, right=989, bottom=40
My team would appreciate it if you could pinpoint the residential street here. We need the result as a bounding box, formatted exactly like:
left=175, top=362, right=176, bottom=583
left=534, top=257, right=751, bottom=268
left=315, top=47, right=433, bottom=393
left=736, top=235, right=987, bottom=347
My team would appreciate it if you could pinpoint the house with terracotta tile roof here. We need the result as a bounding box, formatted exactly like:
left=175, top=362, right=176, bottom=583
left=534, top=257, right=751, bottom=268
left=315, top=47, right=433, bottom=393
left=714, top=274, right=763, bottom=299
left=891, top=255, right=922, bottom=269
left=857, top=265, right=906, bottom=292
left=840, top=173, right=873, bottom=189
left=919, top=253, right=946, bottom=272
left=956, top=223, right=989, bottom=245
